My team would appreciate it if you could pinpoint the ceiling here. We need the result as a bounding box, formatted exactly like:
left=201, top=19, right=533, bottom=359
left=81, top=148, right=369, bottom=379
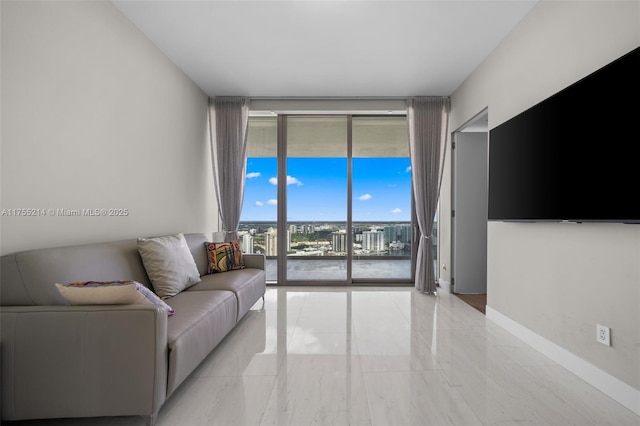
left=112, top=0, right=538, bottom=98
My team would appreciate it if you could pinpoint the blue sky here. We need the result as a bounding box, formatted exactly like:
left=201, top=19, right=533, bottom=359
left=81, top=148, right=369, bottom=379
left=241, top=157, right=412, bottom=222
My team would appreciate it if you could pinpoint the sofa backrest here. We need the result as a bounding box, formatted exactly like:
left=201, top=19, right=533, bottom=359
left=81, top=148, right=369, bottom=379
left=1, top=239, right=152, bottom=306
left=183, top=233, right=209, bottom=277
left=0, top=233, right=212, bottom=307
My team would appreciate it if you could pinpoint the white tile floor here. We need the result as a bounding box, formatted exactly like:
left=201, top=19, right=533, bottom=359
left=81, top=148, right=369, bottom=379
left=9, top=287, right=640, bottom=426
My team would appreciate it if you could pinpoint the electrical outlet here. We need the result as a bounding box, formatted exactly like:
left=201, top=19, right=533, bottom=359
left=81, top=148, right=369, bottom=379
left=596, top=324, right=611, bottom=346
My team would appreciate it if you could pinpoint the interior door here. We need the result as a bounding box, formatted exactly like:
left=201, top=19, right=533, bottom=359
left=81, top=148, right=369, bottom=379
left=452, top=131, right=488, bottom=294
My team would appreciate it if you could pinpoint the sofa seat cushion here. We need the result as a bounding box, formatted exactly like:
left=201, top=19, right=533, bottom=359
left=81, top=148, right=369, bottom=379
left=186, top=268, right=265, bottom=322
left=164, top=290, right=237, bottom=395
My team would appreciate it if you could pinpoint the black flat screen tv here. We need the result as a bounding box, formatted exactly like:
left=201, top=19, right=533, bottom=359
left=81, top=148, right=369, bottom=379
left=488, top=46, right=640, bottom=223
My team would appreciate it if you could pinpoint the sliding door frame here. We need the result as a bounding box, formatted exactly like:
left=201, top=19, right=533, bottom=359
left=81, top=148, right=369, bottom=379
left=274, top=113, right=414, bottom=286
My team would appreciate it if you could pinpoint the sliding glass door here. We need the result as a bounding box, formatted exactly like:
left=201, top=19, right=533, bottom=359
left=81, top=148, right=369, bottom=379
left=241, top=114, right=413, bottom=284
left=286, top=117, right=348, bottom=282
left=352, top=117, right=412, bottom=280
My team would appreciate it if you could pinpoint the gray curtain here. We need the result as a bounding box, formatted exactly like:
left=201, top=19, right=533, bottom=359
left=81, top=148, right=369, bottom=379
left=208, top=97, right=250, bottom=242
left=407, top=97, right=450, bottom=294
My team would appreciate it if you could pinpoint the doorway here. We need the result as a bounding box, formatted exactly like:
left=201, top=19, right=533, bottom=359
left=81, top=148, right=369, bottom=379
left=451, top=109, right=488, bottom=300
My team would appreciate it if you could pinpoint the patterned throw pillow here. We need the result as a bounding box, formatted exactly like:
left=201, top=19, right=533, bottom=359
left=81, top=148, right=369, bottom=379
left=55, top=280, right=175, bottom=315
left=204, top=240, right=244, bottom=274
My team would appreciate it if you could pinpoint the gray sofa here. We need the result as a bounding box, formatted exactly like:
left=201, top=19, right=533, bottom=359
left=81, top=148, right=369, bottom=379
left=0, top=232, right=266, bottom=425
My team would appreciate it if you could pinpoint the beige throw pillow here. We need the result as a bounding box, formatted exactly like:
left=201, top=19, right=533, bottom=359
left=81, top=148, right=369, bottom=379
left=55, top=280, right=175, bottom=315
left=137, top=233, right=201, bottom=299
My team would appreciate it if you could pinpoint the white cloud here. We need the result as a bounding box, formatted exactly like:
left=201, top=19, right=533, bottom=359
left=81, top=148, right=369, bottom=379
left=358, top=194, right=372, bottom=201
left=391, top=208, right=402, bottom=214
left=288, top=176, right=303, bottom=186
left=406, top=166, right=412, bottom=173
left=246, top=172, right=261, bottom=179
left=255, top=201, right=264, bottom=207
left=269, top=176, right=303, bottom=186
left=267, top=199, right=278, bottom=205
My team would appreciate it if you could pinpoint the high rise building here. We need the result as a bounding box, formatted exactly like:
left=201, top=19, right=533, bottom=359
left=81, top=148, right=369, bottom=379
left=241, top=233, right=254, bottom=254
left=264, top=228, right=277, bottom=256
left=384, top=224, right=412, bottom=243
left=332, top=230, right=348, bottom=253
left=286, top=230, right=291, bottom=252
left=362, top=230, right=385, bottom=252
left=264, top=228, right=290, bottom=256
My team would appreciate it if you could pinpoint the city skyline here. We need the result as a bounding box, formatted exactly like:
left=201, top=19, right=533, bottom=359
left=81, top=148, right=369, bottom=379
left=241, top=157, right=412, bottom=222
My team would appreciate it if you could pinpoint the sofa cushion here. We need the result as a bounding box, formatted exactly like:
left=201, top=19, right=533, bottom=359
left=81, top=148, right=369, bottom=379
left=137, top=233, right=201, bottom=299
left=54, top=281, right=175, bottom=315
left=186, top=268, right=266, bottom=321
left=165, top=290, right=237, bottom=395
left=204, top=240, right=244, bottom=274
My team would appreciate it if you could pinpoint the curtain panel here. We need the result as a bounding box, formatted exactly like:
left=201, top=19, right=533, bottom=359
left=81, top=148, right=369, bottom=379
left=208, top=97, right=250, bottom=241
left=407, top=97, right=450, bottom=294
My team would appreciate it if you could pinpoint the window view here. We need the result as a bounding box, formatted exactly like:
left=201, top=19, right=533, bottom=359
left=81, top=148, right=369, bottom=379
left=286, top=116, right=348, bottom=281
left=352, top=117, right=412, bottom=280
left=239, top=114, right=427, bottom=284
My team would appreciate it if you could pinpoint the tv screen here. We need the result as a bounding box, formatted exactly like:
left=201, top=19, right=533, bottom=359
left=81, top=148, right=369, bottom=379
left=488, top=47, right=640, bottom=223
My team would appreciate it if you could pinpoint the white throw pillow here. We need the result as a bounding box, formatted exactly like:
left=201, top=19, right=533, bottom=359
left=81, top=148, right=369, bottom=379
left=137, top=233, right=201, bottom=299
left=55, top=280, right=175, bottom=315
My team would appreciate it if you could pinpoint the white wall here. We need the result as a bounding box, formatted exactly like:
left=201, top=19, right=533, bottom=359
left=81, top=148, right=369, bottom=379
left=444, top=0, right=639, bottom=394
left=1, top=1, right=217, bottom=255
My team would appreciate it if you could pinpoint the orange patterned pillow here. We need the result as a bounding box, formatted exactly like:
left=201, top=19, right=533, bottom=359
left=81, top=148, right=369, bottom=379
left=204, top=240, right=244, bottom=274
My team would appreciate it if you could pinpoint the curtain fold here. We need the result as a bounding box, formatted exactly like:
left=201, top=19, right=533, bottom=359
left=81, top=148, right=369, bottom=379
left=407, top=97, right=450, bottom=294
left=208, top=97, right=250, bottom=242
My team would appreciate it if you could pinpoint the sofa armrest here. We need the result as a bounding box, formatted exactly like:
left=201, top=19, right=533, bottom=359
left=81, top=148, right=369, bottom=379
left=0, top=305, right=168, bottom=422
left=243, top=253, right=266, bottom=270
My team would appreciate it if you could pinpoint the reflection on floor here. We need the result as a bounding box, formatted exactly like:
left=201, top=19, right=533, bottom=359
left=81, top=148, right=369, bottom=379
left=9, top=287, right=638, bottom=426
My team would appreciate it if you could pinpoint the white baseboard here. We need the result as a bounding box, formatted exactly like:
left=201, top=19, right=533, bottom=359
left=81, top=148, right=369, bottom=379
left=438, top=278, right=452, bottom=293
left=486, top=306, right=640, bottom=417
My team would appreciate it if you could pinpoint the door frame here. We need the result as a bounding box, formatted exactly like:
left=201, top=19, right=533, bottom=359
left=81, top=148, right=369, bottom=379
left=450, top=108, right=488, bottom=294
